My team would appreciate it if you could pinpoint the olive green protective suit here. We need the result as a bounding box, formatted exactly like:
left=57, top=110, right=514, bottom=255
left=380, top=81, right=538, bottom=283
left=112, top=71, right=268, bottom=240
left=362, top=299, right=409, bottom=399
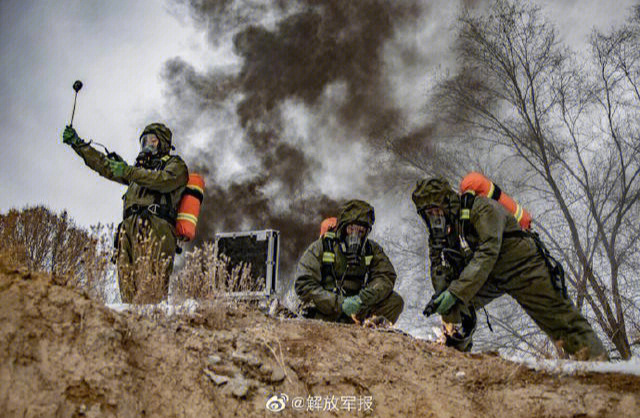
left=71, top=123, right=188, bottom=303
left=412, top=178, right=607, bottom=359
left=295, top=200, right=404, bottom=324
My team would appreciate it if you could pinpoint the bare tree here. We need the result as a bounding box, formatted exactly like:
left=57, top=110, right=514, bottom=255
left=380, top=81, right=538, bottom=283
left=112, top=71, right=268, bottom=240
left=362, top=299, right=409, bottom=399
left=430, top=0, right=640, bottom=358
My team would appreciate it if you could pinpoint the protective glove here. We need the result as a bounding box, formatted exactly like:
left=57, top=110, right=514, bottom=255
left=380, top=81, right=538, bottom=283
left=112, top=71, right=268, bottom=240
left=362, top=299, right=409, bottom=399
left=342, top=295, right=363, bottom=316
left=62, top=126, right=84, bottom=146
left=106, top=159, right=128, bottom=177
left=434, top=290, right=458, bottom=315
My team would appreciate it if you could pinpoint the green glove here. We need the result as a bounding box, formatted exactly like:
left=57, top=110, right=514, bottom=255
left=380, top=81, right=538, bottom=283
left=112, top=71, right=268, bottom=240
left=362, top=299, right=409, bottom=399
left=106, top=159, right=128, bottom=177
left=434, top=290, right=458, bottom=315
left=342, top=295, right=363, bottom=316
left=62, top=126, right=84, bottom=146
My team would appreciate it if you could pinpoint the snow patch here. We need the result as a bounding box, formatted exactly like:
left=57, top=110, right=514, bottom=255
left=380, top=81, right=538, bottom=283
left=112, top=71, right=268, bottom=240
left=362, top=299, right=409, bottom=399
left=106, top=299, right=200, bottom=316
left=507, top=355, right=640, bottom=376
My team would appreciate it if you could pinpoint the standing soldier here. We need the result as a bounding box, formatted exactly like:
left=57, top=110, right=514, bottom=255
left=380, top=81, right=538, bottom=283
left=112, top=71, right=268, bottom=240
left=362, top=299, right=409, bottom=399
left=62, top=123, right=188, bottom=303
left=412, top=177, right=607, bottom=360
left=295, top=199, right=404, bottom=324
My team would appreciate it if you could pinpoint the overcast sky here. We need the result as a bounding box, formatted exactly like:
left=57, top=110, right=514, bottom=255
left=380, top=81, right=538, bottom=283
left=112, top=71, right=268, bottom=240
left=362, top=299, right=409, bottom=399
left=0, top=0, right=215, bottom=226
left=0, top=0, right=637, bottom=229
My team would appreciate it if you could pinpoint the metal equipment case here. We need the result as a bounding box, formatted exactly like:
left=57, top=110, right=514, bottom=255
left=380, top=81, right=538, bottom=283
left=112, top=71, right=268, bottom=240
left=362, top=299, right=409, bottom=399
left=214, top=229, right=280, bottom=300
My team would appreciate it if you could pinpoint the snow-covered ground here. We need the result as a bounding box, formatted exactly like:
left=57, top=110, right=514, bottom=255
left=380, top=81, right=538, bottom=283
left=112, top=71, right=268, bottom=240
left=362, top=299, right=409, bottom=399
left=506, top=355, right=640, bottom=376
left=106, top=299, right=200, bottom=317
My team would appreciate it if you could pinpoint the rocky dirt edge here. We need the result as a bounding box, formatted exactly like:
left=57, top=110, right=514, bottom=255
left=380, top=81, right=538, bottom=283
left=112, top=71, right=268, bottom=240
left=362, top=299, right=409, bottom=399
left=0, top=253, right=638, bottom=417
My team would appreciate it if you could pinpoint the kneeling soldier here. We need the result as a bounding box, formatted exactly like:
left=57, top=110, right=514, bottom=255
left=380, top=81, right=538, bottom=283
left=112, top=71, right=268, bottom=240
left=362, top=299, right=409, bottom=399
left=295, top=199, right=404, bottom=324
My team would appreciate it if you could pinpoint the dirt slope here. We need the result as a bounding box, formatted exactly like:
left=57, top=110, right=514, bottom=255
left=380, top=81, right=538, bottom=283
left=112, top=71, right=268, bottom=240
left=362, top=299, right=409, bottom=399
left=0, top=254, right=638, bottom=417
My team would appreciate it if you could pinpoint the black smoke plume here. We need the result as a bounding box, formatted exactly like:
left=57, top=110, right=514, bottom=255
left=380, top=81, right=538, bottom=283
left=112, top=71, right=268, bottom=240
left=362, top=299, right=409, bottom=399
left=164, top=0, right=441, bottom=278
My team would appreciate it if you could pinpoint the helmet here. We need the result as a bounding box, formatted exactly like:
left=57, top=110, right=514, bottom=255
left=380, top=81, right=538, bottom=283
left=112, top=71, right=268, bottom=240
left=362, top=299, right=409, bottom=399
left=140, top=123, right=172, bottom=155
left=412, top=177, right=458, bottom=214
left=336, top=199, right=375, bottom=237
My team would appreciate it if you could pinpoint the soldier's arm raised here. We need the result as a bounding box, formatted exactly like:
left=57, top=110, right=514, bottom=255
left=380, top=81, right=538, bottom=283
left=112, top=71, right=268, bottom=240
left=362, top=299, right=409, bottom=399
left=73, top=143, right=129, bottom=185
left=122, top=157, right=188, bottom=193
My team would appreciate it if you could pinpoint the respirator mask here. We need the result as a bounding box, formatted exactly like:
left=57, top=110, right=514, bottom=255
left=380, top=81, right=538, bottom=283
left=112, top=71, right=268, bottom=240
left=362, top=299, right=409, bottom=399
left=137, top=133, right=160, bottom=167
left=420, top=206, right=448, bottom=251
left=343, top=222, right=369, bottom=265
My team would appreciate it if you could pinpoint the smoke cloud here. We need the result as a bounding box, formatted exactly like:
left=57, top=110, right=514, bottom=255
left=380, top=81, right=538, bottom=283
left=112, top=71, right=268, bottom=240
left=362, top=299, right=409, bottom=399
left=163, top=0, right=472, bottom=279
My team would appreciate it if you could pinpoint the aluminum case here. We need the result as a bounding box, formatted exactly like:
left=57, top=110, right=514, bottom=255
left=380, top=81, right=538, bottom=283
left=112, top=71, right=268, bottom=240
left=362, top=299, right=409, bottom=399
left=214, top=229, right=280, bottom=300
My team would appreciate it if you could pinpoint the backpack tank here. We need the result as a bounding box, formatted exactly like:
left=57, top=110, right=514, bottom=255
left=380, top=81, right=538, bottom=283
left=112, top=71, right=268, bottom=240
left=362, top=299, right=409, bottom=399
left=176, top=173, right=205, bottom=241
left=460, top=172, right=531, bottom=229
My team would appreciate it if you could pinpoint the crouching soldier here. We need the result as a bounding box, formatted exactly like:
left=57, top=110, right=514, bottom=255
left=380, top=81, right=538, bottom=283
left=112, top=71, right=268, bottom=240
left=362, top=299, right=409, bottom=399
left=295, top=199, right=404, bottom=325
left=412, top=177, right=607, bottom=360
left=62, top=123, right=188, bottom=303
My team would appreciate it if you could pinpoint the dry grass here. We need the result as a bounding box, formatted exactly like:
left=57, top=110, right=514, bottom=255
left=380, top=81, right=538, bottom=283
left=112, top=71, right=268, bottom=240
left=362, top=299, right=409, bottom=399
left=531, top=338, right=566, bottom=360
left=172, top=241, right=258, bottom=302
left=254, top=324, right=292, bottom=383
left=1, top=206, right=264, bottom=309
left=0, top=206, right=111, bottom=300
left=125, top=230, right=174, bottom=305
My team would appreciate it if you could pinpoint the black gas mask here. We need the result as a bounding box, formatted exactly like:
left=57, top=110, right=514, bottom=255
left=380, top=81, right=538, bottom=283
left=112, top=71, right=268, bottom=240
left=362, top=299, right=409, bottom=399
left=420, top=204, right=471, bottom=275
left=420, top=206, right=448, bottom=250
left=136, top=133, right=161, bottom=168
left=343, top=222, right=369, bottom=265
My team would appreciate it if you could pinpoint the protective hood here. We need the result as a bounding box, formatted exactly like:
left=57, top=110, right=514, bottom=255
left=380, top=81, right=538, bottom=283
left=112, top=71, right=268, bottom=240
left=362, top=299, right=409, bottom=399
left=412, top=177, right=460, bottom=217
left=140, top=123, right=172, bottom=155
left=336, top=199, right=375, bottom=238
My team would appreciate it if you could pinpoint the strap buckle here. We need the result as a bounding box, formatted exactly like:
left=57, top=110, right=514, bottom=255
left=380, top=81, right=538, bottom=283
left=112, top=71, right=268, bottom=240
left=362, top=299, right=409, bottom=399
left=147, top=204, right=160, bottom=215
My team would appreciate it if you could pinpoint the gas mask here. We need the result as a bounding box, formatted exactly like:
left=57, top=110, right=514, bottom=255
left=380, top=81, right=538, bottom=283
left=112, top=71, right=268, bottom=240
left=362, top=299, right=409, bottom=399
left=420, top=206, right=448, bottom=250
left=421, top=204, right=471, bottom=275
left=343, top=223, right=369, bottom=265
left=137, top=133, right=160, bottom=167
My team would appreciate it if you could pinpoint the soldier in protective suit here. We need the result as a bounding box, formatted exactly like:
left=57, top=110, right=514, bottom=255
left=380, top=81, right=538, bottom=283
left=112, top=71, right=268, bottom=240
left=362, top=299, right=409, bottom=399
left=412, top=177, right=607, bottom=360
left=62, top=123, right=188, bottom=303
left=295, top=199, right=404, bottom=324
